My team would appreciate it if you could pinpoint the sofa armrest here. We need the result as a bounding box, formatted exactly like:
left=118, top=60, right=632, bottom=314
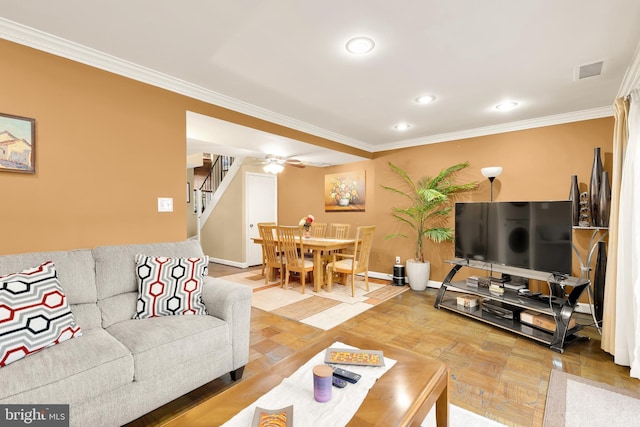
left=201, top=277, right=252, bottom=371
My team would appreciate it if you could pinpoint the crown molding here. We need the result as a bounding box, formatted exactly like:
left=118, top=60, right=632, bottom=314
left=0, top=18, right=373, bottom=153
left=618, top=39, right=640, bottom=97
left=0, top=17, right=617, bottom=156
left=374, top=106, right=614, bottom=152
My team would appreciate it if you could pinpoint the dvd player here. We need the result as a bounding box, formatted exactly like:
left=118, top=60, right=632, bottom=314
left=481, top=300, right=523, bottom=320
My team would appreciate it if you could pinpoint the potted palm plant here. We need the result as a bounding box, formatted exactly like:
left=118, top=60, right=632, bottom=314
left=382, top=161, right=477, bottom=290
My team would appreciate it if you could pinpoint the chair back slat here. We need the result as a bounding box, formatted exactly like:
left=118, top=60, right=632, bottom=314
left=310, top=222, right=327, bottom=238
left=258, top=223, right=281, bottom=283
left=258, top=223, right=279, bottom=264
left=278, top=225, right=304, bottom=268
left=354, top=226, right=376, bottom=270
left=328, top=223, right=351, bottom=239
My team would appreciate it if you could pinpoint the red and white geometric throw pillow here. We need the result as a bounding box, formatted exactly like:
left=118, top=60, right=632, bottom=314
left=0, top=261, right=82, bottom=367
left=133, top=255, right=209, bottom=319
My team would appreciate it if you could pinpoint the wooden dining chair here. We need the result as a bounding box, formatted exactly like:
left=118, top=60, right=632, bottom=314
left=257, top=222, right=276, bottom=276
left=324, top=223, right=352, bottom=270
left=310, top=222, right=327, bottom=238
left=258, top=223, right=282, bottom=284
left=328, top=223, right=351, bottom=239
left=302, top=222, right=328, bottom=259
left=278, top=225, right=315, bottom=294
left=326, top=226, right=376, bottom=296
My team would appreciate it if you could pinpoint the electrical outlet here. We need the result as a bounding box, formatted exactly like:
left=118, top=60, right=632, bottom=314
left=395, top=256, right=401, bottom=264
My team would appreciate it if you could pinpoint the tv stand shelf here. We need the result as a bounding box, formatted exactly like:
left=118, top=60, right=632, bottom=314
left=434, top=259, right=590, bottom=353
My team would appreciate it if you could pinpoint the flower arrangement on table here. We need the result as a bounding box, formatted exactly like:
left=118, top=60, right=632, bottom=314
left=329, top=176, right=359, bottom=205
left=299, top=214, right=315, bottom=231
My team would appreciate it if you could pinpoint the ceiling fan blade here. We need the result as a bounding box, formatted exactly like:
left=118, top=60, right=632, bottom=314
left=284, top=158, right=305, bottom=167
left=287, top=162, right=305, bottom=168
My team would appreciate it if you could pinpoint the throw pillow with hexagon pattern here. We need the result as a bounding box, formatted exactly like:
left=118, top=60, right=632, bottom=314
left=132, top=255, right=209, bottom=319
left=0, top=261, right=82, bottom=367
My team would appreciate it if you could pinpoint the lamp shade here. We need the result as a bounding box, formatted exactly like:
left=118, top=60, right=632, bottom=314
left=481, top=166, right=503, bottom=179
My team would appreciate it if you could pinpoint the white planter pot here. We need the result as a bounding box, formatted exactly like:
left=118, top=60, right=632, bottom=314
left=406, top=259, right=430, bottom=291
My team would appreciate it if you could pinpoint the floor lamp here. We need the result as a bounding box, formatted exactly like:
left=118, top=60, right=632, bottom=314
left=481, top=167, right=503, bottom=201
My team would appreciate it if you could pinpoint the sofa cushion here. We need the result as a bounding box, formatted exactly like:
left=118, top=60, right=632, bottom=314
left=106, top=314, right=229, bottom=381
left=133, top=255, right=209, bottom=319
left=0, top=328, right=133, bottom=404
left=94, top=240, right=206, bottom=327
left=0, top=261, right=82, bottom=367
left=0, top=249, right=101, bottom=329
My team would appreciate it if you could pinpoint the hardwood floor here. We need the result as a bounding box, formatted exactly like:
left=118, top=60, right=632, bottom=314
left=125, top=264, right=636, bottom=427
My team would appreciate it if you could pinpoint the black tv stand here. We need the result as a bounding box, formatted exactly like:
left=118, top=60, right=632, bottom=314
left=434, top=259, right=590, bottom=353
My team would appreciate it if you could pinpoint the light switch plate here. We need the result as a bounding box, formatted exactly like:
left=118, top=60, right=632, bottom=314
left=158, top=197, right=174, bottom=212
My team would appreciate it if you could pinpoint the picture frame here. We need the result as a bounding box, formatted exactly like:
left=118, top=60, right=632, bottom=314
left=324, top=170, right=366, bottom=212
left=0, top=112, right=36, bottom=174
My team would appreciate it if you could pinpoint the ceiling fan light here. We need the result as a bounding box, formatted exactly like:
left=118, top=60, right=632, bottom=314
left=263, top=163, right=284, bottom=174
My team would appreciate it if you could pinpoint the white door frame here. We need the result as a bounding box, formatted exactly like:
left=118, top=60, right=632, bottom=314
left=245, top=172, right=277, bottom=267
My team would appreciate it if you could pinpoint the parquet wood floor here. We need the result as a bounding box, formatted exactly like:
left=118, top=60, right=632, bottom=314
left=125, top=264, right=637, bottom=427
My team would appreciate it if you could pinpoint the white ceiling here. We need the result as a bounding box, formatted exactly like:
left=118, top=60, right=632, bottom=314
left=2, top=1, right=640, bottom=164
left=186, top=111, right=366, bottom=166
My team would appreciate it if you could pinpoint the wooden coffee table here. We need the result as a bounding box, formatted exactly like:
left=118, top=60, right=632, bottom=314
left=162, top=329, right=449, bottom=426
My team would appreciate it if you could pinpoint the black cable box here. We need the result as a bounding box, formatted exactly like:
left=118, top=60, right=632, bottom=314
left=481, top=300, right=523, bottom=320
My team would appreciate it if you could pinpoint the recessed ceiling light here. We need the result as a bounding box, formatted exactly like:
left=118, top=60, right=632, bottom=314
left=345, top=37, right=375, bottom=54
left=394, top=123, right=411, bottom=131
left=495, top=101, right=519, bottom=112
left=415, top=95, right=436, bottom=104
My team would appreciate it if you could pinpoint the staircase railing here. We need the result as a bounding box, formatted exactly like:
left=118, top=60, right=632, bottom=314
left=197, top=155, right=234, bottom=213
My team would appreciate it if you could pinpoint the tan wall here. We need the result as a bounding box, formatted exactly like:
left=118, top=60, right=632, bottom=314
left=0, top=39, right=360, bottom=255
left=1, top=40, right=188, bottom=254
left=278, top=118, right=614, bottom=282
left=1, top=38, right=614, bottom=287
left=200, top=162, right=268, bottom=264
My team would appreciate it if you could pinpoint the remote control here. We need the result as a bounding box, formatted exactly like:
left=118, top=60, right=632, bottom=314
left=331, top=366, right=361, bottom=384
left=332, top=376, right=347, bottom=388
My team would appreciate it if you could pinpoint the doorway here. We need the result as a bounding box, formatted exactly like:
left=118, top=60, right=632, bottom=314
left=246, top=172, right=277, bottom=266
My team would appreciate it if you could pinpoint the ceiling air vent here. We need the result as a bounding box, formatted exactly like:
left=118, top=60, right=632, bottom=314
left=575, top=61, right=604, bottom=81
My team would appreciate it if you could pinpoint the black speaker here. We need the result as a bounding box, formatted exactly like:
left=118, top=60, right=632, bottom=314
left=392, top=264, right=405, bottom=286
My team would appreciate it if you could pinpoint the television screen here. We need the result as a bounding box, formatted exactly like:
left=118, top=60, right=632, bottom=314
left=455, top=201, right=573, bottom=275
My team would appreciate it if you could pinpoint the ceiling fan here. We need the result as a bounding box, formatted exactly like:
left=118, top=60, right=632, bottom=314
left=260, top=154, right=306, bottom=173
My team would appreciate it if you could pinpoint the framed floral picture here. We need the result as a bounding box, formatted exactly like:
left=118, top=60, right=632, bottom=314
left=0, top=112, right=36, bottom=174
left=325, top=170, right=366, bottom=212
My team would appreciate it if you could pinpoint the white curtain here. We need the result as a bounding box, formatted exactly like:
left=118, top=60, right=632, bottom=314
left=602, top=97, right=629, bottom=354
left=614, top=88, right=640, bottom=377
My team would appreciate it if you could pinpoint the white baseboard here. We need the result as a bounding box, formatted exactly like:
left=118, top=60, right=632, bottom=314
left=206, top=264, right=445, bottom=290
left=364, top=270, right=443, bottom=289
left=574, top=302, right=593, bottom=314
left=208, top=256, right=248, bottom=269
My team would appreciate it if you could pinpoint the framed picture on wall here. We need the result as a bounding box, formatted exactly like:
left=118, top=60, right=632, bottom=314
left=0, top=112, right=36, bottom=174
left=325, top=170, right=366, bottom=212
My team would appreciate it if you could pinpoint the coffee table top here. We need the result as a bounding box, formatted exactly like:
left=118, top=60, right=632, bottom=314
left=162, top=328, right=448, bottom=426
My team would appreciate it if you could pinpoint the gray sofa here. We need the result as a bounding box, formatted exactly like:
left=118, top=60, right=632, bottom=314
left=0, top=240, right=251, bottom=426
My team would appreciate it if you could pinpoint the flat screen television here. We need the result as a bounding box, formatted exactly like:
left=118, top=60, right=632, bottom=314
left=454, top=201, right=573, bottom=275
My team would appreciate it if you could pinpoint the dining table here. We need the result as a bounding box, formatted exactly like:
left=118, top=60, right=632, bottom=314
left=251, top=235, right=357, bottom=292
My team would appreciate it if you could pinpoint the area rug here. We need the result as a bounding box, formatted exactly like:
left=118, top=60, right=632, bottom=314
left=544, top=369, right=640, bottom=426
left=422, top=404, right=506, bottom=427
left=220, top=270, right=408, bottom=330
